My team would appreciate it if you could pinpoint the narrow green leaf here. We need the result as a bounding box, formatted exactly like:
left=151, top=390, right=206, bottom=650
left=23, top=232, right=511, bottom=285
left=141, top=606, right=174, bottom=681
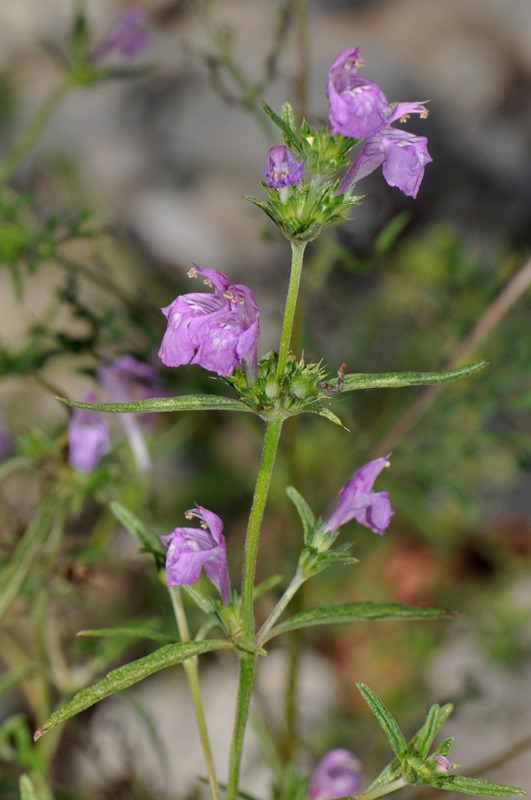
left=19, top=775, right=38, bottom=800
left=308, top=406, right=349, bottom=429
left=34, top=639, right=233, bottom=740
left=260, top=101, right=302, bottom=154
left=77, top=627, right=173, bottom=643
left=326, top=361, right=488, bottom=393
left=265, top=601, right=453, bottom=642
left=365, top=758, right=402, bottom=793
left=254, top=574, right=283, bottom=600
left=434, top=737, right=454, bottom=758
left=0, top=496, right=59, bottom=620
left=357, top=682, right=407, bottom=758
left=430, top=775, right=526, bottom=797
left=410, top=703, right=454, bottom=759
left=372, top=212, right=411, bottom=257
left=110, top=502, right=165, bottom=560
left=195, top=620, right=218, bottom=641
left=182, top=584, right=218, bottom=616
left=368, top=710, right=453, bottom=792
left=286, top=486, right=315, bottom=545
left=55, top=394, right=255, bottom=415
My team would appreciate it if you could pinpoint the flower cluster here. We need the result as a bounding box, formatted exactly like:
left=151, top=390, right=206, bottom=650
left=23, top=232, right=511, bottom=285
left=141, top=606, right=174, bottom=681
left=159, top=266, right=260, bottom=381
left=328, top=48, right=432, bottom=198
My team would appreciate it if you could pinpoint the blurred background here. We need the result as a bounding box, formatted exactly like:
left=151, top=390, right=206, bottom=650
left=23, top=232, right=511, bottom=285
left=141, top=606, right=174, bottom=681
left=0, top=1, right=531, bottom=798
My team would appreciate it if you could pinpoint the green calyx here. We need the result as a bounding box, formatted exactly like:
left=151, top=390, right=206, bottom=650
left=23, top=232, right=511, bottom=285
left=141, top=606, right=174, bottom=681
left=299, top=122, right=357, bottom=178
left=245, top=181, right=360, bottom=244
left=226, top=352, right=330, bottom=420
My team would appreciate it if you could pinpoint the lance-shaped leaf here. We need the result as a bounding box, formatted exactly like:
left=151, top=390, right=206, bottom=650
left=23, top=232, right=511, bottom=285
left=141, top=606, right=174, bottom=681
left=261, top=101, right=302, bottom=155
left=429, top=775, right=526, bottom=797
left=110, top=501, right=165, bottom=563
left=357, top=682, right=407, bottom=759
left=55, top=394, right=256, bottom=415
left=286, top=486, right=315, bottom=545
left=34, top=639, right=233, bottom=741
left=410, top=703, right=454, bottom=760
left=367, top=716, right=454, bottom=792
left=77, top=627, right=173, bottom=643
left=306, top=406, right=349, bottom=429
left=325, top=361, right=488, bottom=394
left=19, top=775, right=38, bottom=800
left=264, top=601, right=453, bottom=642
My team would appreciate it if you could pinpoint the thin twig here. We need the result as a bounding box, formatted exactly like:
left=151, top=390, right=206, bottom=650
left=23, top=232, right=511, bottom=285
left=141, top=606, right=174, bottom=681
left=371, top=258, right=531, bottom=456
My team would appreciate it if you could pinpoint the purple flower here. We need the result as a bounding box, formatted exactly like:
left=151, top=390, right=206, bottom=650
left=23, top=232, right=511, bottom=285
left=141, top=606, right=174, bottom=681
left=327, top=48, right=432, bottom=197
left=99, top=355, right=162, bottom=473
left=434, top=755, right=452, bottom=773
left=68, top=393, right=111, bottom=473
left=338, top=112, right=432, bottom=199
left=324, top=457, right=393, bottom=536
left=327, top=48, right=391, bottom=140
left=92, top=7, right=149, bottom=62
left=309, top=749, right=362, bottom=800
left=161, top=506, right=231, bottom=604
left=99, top=355, right=161, bottom=404
left=159, top=266, right=260, bottom=381
left=263, top=145, right=304, bottom=198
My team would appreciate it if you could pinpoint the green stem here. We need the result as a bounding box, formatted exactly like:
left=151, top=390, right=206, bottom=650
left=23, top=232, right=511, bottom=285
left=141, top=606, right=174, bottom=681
left=226, top=417, right=284, bottom=799
left=276, top=242, right=307, bottom=379
left=0, top=79, right=71, bottom=182
left=281, top=620, right=301, bottom=766
left=226, top=652, right=256, bottom=800
left=256, top=570, right=305, bottom=646
left=357, top=778, right=408, bottom=800
left=241, top=417, right=284, bottom=628
left=169, top=587, right=221, bottom=800
left=227, top=238, right=308, bottom=799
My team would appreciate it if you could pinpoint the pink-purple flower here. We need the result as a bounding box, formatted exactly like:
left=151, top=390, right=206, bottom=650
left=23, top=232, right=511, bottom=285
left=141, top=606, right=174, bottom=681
left=68, top=392, right=111, bottom=473
left=99, top=355, right=162, bottom=473
left=434, top=755, right=452, bottom=773
left=159, top=266, right=260, bottom=381
left=263, top=145, right=304, bottom=198
left=309, top=749, right=362, bottom=800
left=161, top=506, right=231, bottom=604
left=324, top=457, right=394, bottom=536
left=92, top=7, right=150, bottom=62
left=338, top=114, right=432, bottom=199
left=328, top=48, right=432, bottom=198
left=327, top=48, right=390, bottom=140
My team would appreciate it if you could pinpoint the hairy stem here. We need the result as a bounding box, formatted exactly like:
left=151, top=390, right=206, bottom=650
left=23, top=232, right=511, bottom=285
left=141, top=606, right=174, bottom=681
left=257, top=569, right=305, bottom=645
left=241, top=417, right=284, bottom=628
left=276, top=241, right=307, bottom=379
left=169, top=587, right=221, bottom=800
left=226, top=652, right=256, bottom=800
left=358, top=778, right=408, bottom=800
